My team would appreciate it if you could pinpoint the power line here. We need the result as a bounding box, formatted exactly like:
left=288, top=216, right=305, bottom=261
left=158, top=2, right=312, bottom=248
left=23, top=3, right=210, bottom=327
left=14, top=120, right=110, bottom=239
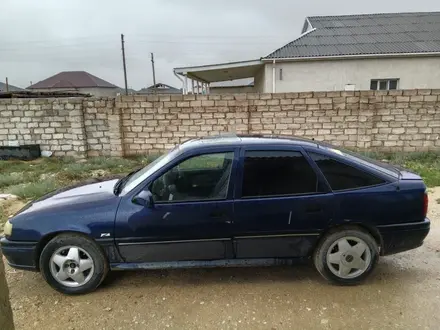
left=0, top=33, right=295, bottom=46
left=0, top=41, right=286, bottom=52
left=0, top=35, right=293, bottom=50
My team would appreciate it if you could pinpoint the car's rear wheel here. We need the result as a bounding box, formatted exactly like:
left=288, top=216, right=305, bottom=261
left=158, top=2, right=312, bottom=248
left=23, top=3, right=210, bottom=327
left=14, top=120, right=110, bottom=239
left=39, top=233, right=108, bottom=295
left=313, top=228, right=379, bottom=285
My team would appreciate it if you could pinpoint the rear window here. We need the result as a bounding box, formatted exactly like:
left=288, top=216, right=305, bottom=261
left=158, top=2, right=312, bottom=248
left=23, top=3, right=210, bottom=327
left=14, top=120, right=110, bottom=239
left=318, top=145, right=399, bottom=179
left=309, top=152, right=386, bottom=191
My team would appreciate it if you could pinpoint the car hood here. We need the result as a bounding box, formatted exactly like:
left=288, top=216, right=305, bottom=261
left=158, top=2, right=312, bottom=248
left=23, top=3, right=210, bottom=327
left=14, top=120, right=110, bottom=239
left=17, top=179, right=119, bottom=215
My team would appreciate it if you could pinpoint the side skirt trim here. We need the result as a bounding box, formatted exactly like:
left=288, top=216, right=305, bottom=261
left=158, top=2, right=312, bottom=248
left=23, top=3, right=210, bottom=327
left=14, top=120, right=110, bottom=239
left=110, top=258, right=307, bottom=270
left=235, top=233, right=319, bottom=239
left=115, top=233, right=320, bottom=246
left=118, top=238, right=230, bottom=246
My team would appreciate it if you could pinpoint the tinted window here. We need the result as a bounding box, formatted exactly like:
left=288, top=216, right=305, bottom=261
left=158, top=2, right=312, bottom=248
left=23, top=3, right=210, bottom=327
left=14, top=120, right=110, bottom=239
left=242, top=151, right=318, bottom=197
left=309, top=152, right=385, bottom=191
left=370, top=80, right=378, bottom=90
left=317, top=143, right=399, bottom=178
left=151, top=152, right=233, bottom=202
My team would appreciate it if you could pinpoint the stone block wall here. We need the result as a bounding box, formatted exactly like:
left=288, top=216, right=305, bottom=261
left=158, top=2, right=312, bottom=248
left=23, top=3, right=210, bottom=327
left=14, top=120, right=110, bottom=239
left=117, top=94, right=250, bottom=155
left=83, top=98, right=115, bottom=157
left=0, top=98, right=86, bottom=158
left=0, top=89, right=439, bottom=158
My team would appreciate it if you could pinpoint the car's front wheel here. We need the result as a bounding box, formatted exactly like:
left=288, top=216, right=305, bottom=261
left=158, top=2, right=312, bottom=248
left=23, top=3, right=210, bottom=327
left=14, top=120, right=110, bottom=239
left=39, top=233, right=108, bottom=294
left=314, top=228, right=379, bottom=285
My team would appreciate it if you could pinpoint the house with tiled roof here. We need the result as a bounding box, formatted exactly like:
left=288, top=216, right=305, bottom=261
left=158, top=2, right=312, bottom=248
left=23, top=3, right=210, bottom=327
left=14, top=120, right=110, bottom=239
left=209, top=78, right=254, bottom=94
left=0, top=82, right=24, bottom=92
left=27, top=71, right=119, bottom=97
left=137, top=83, right=181, bottom=95
left=175, top=11, right=440, bottom=93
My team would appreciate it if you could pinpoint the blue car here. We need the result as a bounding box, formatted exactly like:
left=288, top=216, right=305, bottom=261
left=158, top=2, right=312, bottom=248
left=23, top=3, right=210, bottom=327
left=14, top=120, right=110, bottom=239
left=1, top=135, right=430, bottom=294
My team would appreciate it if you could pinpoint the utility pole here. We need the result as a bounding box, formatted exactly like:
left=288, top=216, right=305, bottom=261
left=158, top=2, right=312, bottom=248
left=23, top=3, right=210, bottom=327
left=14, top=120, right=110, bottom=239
left=5, top=77, right=9, bottom=92
left=121, top=34, right=128, bottom=95
left=151, top=53, right=156, bottom=93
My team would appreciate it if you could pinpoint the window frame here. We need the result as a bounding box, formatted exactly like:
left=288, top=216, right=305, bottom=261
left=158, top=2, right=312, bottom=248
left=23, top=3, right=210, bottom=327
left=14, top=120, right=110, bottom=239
left=305, top=148, right=392, bottom=193
left=129, top=147, right=239, bottom=205
left=370, top=78, right=399, bottom=91
left=236, top=145, right=331, bottom=200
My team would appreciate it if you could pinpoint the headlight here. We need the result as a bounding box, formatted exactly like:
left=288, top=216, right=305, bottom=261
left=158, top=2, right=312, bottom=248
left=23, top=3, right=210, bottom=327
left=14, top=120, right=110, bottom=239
left=3, top=220, right=13, bottom=237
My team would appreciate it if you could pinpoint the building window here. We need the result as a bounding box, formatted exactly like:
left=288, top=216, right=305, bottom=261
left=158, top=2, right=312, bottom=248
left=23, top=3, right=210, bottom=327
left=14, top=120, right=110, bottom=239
left=279, top=68, right=283, bottom=81
left=370, top=79, right=399, bottom=91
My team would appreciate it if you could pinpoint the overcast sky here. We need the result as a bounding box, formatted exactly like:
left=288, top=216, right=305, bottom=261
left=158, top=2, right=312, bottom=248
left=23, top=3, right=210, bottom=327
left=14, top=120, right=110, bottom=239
left=1, top=0, right=439, bottom=90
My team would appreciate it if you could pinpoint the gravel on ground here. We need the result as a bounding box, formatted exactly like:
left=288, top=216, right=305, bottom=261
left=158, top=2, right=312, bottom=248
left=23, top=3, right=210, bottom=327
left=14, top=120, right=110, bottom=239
left=4, top=188, right=440, bottom=330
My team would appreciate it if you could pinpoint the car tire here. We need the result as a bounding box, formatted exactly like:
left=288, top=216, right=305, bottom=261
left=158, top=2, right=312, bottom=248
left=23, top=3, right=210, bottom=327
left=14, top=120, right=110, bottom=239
left=313, top=228, right=379, bottom=285
left=39, top=233, right=109, bottom=295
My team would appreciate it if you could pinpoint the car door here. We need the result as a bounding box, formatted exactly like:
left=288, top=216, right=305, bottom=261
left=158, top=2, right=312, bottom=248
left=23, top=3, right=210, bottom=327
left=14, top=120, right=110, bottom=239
left=115, top=148, right=238, bottom=263
left=232, top=146, right=335, bottom=259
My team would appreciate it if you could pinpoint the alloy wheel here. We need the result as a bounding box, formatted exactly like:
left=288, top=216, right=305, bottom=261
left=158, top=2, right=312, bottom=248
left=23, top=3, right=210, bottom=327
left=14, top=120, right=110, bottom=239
left=326, top=236, right=372, bottom=279
left=49, top=245, right=95, bottom=288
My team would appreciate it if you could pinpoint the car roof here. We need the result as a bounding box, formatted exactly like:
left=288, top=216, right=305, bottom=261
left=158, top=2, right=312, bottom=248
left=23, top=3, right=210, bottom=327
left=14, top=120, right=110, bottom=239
left=177, top=134, right=401, bottom=180
left=179, top=134, right=319, bottom=151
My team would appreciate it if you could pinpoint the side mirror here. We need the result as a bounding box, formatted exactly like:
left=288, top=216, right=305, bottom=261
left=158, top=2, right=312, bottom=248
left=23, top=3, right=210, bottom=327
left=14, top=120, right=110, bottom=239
left=133, top=190, right=154, bottom=208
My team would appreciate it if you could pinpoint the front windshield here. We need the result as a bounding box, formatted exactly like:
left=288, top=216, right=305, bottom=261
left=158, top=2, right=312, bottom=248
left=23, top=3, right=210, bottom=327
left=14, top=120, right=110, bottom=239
left=120, top=147, right=181, bottom=195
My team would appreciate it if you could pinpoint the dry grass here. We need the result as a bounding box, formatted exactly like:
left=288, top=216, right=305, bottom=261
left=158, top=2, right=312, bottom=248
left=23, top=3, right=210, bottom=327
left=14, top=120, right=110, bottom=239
left=0, top=200, right=26, bottom=230
left=0, top=156, right=156, bottom=201
left=362, top=151, right=440, bottom=187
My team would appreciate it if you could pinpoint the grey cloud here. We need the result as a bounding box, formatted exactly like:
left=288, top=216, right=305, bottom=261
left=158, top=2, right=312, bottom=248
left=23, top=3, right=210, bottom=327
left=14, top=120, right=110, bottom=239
left=1, top=0, right=439, bottom=90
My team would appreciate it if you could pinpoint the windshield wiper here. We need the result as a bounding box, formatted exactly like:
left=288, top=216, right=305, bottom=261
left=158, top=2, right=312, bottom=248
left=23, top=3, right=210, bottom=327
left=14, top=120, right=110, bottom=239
left=113, top=168, right=142, bottom=196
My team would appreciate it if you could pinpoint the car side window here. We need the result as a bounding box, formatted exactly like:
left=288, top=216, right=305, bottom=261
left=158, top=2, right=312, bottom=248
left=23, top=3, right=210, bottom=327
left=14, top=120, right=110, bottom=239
left=241, top=150, right=318, bottom=198
left=150, top=152, right=234, bottom=203
left=308, top=152, right=385, bottom=191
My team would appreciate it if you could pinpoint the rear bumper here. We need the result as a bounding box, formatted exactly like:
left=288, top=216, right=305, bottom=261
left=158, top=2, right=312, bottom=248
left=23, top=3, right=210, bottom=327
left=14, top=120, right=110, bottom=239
left=0, top=237, right=38, bottom=271
left=377, top=218, right=430, bottom=256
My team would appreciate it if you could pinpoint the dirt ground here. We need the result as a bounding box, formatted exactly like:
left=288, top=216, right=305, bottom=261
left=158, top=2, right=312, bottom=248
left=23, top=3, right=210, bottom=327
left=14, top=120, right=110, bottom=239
left=4, top=188, right=440, bottom=330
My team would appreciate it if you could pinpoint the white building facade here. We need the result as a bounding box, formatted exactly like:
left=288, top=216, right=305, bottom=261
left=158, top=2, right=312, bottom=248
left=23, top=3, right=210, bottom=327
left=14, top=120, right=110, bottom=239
left=256, top=56, right=440, bottom=93
left=174, top=12, right=440, bottom=94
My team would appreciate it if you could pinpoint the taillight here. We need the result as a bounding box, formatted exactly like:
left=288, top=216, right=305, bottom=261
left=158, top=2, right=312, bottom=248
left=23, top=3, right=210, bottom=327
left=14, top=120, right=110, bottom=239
left=423, top=192, right=429, bottom=218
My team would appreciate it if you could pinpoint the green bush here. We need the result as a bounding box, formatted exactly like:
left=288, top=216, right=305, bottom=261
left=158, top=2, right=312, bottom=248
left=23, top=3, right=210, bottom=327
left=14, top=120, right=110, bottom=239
left=6, top=179, right=60, bottom=200
left=0, top=173, right=28, bottom=189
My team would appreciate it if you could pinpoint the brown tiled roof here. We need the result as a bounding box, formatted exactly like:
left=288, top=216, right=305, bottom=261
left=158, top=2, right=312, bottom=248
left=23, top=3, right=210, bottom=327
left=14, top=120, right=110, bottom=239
left=28, top=71, right=117, bottom=89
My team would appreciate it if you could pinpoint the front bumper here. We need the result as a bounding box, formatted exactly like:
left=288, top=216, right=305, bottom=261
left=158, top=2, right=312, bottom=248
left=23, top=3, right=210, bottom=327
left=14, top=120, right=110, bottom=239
left=378, top=218, right=430, bottom=256
left=0, top=237, right=38, bottom=271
